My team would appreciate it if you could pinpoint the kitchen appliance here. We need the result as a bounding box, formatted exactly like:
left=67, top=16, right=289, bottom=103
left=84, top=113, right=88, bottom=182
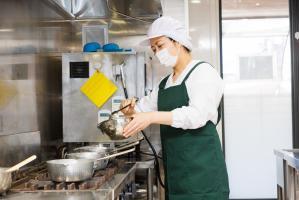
left=62, top=52, right=145, bottom=143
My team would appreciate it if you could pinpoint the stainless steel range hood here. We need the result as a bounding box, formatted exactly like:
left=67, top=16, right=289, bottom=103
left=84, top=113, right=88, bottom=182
left=46, top=0, right=163, bottom=21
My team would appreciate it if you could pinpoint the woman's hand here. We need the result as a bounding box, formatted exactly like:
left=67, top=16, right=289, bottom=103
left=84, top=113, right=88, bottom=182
left=120, top=98, right=137, bottom=116
left=123, top=112, right=153, bottom=138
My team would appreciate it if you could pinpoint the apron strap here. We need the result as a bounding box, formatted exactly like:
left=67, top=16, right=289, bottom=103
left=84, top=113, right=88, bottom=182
left=182, top=61, right=222, bottom=125
left=159, top=75, right=170, bottom=89
left=182, top=61, right=206, bottom=83
left=158, top=61, right=222, bottom=125
left=217, top=100, right=222, bottom=125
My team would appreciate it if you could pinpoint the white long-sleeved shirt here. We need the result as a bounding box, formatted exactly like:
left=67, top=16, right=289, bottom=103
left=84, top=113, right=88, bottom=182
left=136, top=60, right=224, bottom=130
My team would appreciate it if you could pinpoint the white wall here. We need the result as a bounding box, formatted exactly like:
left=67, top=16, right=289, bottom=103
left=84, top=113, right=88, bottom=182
left=188, top=0, right=220, bottom=71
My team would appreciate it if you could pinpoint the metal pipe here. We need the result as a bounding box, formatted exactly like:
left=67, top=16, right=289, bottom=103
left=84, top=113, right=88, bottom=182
left=147, top=167, right=154, bottom=200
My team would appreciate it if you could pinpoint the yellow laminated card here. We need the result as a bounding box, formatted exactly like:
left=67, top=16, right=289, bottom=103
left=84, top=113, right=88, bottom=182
left=80, top=71, right=117, bottom=108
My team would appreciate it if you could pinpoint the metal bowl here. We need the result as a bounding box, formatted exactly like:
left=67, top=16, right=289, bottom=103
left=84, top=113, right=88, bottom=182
left=98, top=115, right=130, bottom=140
left=67, top=152, right=109, bottom=170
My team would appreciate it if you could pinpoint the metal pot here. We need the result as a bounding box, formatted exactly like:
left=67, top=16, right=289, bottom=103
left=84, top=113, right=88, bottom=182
left=66, top=152, right=109, bottom=170
left=47, top=147, right=135, bottom=182
left=0, top=168, right=12, bottom=193
left=74, top=145, right=112, bottom=154
left=46, top=159, right=94, bottom=182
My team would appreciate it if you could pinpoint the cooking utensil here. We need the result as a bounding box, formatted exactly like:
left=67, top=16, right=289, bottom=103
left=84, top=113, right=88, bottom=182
left=74, top=145, right=112, bottom=154
left=47, top=147, right=135, bottom=182
left=0, top=168, right=11, bottom=193
left=72, top=140, right=139, bottom=167
left=67, top=152, right=109, bottom=170
left=47, top=159, right=94, bottom=182
left=6, top=155, right=37, bottom=173
left=98, top=114, right=131, bottom=140
left=80, top=71, right=117, bottom=108
left=68, top=146, right=136, bottom=170
left=110, top=140, right=140, bottom=153
left=98, top=98, right=138, bottom=140
left=0, top=155, right=37, bottom=193
left=111, top=102, right=132, bottom=116
left=74, top=140, right=139, bottom=154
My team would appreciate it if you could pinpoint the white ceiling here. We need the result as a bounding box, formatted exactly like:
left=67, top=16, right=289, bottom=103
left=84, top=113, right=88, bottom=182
left=222, top=0, right=289, bottom=19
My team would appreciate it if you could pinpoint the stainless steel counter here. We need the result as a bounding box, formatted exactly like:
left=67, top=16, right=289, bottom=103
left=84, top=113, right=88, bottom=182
left=274, top=149, right=299, bottom=200
left=279, top=149, right=299, bottom=169
left=1, top=191, right=112, bottom=200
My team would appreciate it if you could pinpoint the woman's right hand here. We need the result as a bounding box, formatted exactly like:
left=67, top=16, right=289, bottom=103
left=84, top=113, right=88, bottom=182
left=120, top=98, right=137, bottom=116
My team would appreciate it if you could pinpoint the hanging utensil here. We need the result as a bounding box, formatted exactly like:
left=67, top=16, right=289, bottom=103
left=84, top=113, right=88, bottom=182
left=119, top=63, right=128, bottom=98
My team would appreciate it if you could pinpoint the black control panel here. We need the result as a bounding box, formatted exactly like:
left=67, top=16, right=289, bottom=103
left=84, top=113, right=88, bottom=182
left=70, top=61, right=89, bottom=78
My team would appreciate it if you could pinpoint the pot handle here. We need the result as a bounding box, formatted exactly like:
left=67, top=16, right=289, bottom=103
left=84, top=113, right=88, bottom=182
left=6, top=155, right=37, bottom=173
left=96, top=147, right=135, bottom=161
left=110, top=141, right=139, bottom=153
left=61, top=147, right=68, bottom=159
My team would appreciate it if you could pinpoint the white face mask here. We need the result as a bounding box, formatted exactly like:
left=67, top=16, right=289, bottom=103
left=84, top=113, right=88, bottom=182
left=156, top=47, right=179, bottom=67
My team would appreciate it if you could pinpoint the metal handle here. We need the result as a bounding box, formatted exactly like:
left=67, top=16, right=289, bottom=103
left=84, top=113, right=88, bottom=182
left=111, top=98, right=139, bottom=115
left=110, top=141, right=140, bottom=153
left=6, top=155, right=37, bottom=173
left=96, top=147, right=135, bottom=161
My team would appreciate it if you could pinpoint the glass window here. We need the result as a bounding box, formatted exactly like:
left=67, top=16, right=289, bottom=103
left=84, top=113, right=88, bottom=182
left=222, top=1, right=292, bottom=199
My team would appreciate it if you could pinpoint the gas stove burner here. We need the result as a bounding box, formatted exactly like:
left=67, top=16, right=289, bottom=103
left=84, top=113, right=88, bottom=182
left=10, top=162, right=118, bottom=192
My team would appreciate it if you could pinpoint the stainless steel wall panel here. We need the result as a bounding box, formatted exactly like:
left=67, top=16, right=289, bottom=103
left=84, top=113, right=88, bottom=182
left=0, top=131, right=41, bottom=167
left=0, top=0, right=162, bottom=165
left=62, top=52, right=145, bottom=142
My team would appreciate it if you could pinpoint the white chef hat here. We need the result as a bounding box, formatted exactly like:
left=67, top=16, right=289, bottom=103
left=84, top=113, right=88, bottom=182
left=140, top=16, right=193, bottom=51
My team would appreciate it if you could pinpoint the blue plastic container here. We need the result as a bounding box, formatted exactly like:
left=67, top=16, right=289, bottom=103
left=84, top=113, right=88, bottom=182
left=83, top=42, right=101, bottom=52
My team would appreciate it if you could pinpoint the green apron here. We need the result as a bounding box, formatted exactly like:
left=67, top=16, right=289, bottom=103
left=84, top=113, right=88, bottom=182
left=158, top=62, right=229, bottom=200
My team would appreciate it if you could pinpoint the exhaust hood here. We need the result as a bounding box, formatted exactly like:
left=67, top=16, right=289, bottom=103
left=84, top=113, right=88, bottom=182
left=46, top=0, right=163, bottom=21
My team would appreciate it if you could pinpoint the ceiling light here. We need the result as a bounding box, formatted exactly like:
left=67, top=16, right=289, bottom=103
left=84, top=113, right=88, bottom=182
left=191, top=0, right=201, bottom=4
left=255, top=2, right=260, bottom=6
left=0, top=29, right=13, bottom=32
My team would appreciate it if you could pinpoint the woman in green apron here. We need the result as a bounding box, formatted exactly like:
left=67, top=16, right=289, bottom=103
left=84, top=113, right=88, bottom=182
left=121, top=16, right=229, bottom=200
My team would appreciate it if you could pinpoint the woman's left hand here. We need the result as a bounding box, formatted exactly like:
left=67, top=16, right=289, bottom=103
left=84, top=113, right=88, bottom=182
left=123, top=112, right=153, bottom=138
